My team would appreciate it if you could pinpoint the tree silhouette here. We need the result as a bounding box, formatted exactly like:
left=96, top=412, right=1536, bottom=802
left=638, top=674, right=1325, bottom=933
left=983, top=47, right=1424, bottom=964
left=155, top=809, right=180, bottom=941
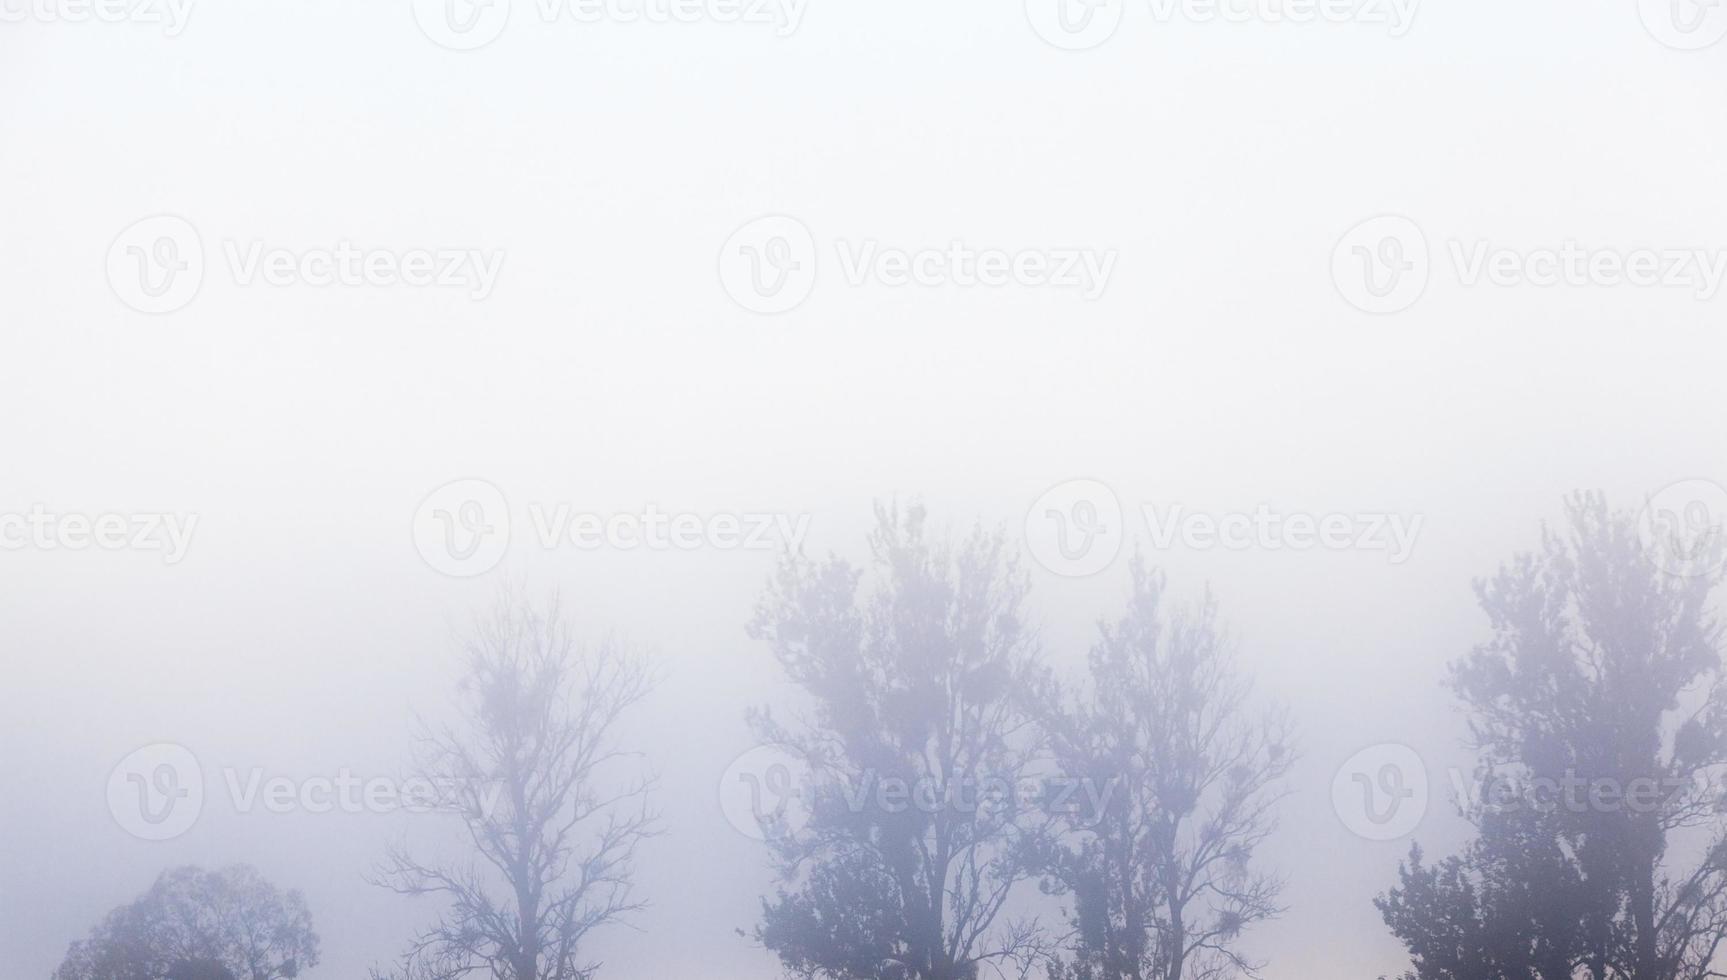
left=166, top=963, right=238, bottom=980
left=372, top=592, right=657, bottom=980
left=1378, top=492, right=1727, bottom=980
left=746, top=503, right=1046, bottom=980
left=54, top=864, right=317, bottom=980
left=1026, top=560, right=1293, bottom=980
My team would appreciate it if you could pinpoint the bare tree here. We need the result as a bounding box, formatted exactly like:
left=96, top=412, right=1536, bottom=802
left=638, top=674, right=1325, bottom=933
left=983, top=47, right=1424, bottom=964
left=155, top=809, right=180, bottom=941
left=372, top=593, right=656, bottom=980
left=1027, top=561, right=1294, bottom=980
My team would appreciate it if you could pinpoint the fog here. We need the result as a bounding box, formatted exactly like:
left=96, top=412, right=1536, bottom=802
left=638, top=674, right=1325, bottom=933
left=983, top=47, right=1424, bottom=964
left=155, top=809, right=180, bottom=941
left=4, top=1, right=1727, bottom=978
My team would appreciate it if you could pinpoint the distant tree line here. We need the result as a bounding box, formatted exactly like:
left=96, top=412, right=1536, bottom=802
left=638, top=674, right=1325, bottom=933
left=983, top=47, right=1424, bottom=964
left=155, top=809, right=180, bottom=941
left=53, top=493, right=1727, bottom=980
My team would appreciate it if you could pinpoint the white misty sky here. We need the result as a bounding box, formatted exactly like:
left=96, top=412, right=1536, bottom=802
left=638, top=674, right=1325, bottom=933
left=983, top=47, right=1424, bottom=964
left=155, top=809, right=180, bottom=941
left=2, top=1, right=1726, bottom=978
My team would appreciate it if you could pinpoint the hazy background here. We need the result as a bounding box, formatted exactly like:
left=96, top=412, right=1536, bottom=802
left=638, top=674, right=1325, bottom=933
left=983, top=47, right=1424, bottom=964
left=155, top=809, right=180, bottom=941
left=3, top=0, right=1726, bottom=977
